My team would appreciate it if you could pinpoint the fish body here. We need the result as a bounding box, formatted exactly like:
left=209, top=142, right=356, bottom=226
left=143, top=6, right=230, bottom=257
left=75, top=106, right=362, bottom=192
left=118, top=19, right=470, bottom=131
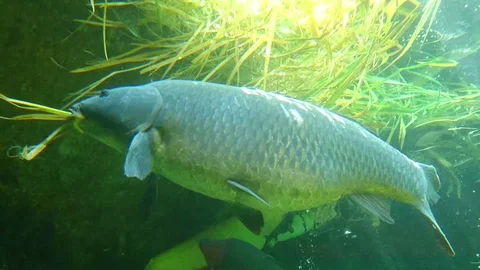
left=198, top=238, right=283, bottom=270
left=72, top=80, right=454, bottom=255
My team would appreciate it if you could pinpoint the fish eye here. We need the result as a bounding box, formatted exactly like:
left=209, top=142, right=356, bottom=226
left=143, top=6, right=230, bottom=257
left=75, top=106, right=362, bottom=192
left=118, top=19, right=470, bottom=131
left=99, top=90, right=109, bottom=98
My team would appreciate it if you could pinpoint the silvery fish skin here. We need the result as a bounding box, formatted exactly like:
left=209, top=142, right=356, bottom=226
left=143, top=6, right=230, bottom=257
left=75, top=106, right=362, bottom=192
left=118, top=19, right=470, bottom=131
left=71, top=80, right=454, bottom=256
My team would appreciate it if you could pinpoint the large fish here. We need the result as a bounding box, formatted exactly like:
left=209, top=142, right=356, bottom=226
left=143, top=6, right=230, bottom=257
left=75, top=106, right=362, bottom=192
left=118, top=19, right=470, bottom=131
left=70, top=80, right=454, bottom=255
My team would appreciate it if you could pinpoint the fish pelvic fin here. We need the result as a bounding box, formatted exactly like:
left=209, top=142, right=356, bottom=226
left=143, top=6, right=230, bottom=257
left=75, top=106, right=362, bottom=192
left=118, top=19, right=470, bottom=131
left=416, top=202, right=455, bottom=256
left=227, top=180, right=271, bottom=208
left=349, top=194, right=395, bottom=224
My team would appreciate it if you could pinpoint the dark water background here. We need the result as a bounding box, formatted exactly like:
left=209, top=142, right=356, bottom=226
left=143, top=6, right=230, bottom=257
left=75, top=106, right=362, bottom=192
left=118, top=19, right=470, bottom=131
left=0, top=1, right=479, bottom=269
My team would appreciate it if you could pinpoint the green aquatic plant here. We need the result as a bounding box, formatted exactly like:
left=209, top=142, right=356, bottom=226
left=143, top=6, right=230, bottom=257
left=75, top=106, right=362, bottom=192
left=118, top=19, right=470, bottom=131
left=0, top=94, right=78, bottom=160
left=65, top=0, right=441, bottom=107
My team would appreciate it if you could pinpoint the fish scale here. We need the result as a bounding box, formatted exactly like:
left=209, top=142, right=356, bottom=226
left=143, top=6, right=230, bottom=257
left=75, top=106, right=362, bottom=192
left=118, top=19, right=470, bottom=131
left=73, top=80, right=454, bottom=256
left=148, top=82, right=411, bottom=209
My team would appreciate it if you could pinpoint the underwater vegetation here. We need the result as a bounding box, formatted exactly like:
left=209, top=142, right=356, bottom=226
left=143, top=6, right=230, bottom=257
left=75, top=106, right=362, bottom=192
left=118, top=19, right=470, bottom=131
left=72, top=0, right=446, bottom=106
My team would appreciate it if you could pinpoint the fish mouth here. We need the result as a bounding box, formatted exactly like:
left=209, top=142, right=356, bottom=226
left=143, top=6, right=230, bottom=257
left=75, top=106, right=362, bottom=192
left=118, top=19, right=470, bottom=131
left=69, top=103, right=83, bottom=117
left=68, top=101, right=91, bottom=122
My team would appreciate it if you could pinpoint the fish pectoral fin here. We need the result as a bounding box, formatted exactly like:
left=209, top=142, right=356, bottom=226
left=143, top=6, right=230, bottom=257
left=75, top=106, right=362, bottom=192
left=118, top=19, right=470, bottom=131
left=349, top=194, right=395, bottom=224
left=417, top=203, right=455, bottom=256
left=124, top=131, right=154, bottom=180
left=227, top=180, right=271, bottom=208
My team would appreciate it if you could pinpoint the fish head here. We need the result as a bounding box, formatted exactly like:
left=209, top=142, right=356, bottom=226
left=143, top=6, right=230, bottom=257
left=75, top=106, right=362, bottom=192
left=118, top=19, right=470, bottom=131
left=70, top=84, right=162, bottom=133
left=69, top=84, right=164, bottom=155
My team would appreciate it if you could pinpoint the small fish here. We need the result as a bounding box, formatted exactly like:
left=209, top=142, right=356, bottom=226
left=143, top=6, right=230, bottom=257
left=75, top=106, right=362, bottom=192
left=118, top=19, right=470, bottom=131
left=198, top=238, right=283, bottom=270
left=68, top=80, right=454, bottom=255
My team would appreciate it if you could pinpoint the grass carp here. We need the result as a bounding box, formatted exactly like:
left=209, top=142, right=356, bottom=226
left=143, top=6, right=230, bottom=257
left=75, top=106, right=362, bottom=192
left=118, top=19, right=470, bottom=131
left=70, top=80, right=454, bottom=256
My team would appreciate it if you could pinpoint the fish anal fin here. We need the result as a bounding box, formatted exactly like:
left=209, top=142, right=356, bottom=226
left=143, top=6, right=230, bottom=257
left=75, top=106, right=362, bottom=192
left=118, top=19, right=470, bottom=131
left=227, top=180, right=271, bottom=208
left=418, top=162, right=441, bottom=191
left=124, top=131, right=154, bottom=180
left=418, top=163, right=441, bottom=205
left=417, top=203, right=455, bottom=256
left=349, top=194, right=395, bottom=224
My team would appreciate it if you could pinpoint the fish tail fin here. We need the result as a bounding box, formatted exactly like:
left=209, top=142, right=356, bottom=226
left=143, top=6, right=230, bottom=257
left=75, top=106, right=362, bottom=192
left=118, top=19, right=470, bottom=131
left=417, top=202, right=455, bottom=256
left=418, top=163, right=441, bottom=204
left=416, top=163, right=454, bottom=256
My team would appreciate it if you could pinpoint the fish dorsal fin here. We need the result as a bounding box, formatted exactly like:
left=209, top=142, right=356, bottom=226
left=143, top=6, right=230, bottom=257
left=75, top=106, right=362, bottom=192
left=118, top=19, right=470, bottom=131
left=227, top=180, right=271, bottom=208
left=417, top=202, right=455, bottom=256
left=418, top=162, right=441, bottom=191
left=124, top=131, right=154, bottom=180
left=349, top=194, right=395, bottom=224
